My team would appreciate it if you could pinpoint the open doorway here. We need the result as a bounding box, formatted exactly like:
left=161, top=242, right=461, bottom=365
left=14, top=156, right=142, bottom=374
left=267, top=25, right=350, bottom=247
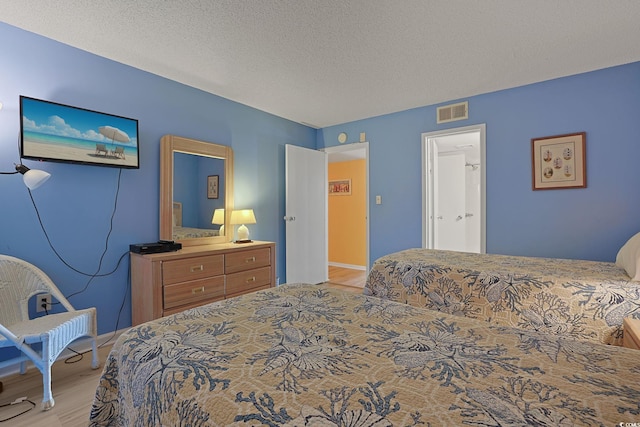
left=422, top=124, right=486, bottom=253
left=324, top=143, right=369, bottom=291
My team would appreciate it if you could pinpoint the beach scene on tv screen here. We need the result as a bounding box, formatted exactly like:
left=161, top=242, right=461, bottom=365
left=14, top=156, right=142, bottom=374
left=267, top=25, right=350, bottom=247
left=21, top=97, right=139, bottom=168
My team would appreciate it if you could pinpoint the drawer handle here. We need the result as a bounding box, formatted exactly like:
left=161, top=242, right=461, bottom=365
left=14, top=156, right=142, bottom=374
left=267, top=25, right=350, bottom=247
left=190, top=265, right=204, bottom=273
left=192, top=286, right=205, bottom=294
left=245, top=256, right=256, bottom=263
left=246, top=276, right=256, bottom=283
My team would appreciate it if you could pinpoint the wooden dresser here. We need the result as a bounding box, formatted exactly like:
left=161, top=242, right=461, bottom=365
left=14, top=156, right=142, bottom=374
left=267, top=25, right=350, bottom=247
left=131, top=241, right=275, bottom=325
left=623, top=317, right=640, bottom=350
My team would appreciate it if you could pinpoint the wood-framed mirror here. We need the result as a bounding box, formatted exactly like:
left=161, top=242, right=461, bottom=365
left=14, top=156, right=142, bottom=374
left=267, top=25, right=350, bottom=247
left=160, top=134, right=234, bottom=246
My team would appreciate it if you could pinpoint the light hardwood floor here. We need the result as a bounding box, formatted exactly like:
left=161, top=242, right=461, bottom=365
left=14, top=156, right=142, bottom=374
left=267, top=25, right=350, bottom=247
left=0, top=344, right=113, bottom=427
left=0, top=269, right=367, bottom=425
left=325, top=265, right=367, bottom=293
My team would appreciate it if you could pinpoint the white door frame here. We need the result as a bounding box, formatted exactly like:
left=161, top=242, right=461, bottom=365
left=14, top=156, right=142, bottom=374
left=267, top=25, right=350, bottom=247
left=421, top=124, right=486, bottom=253
left=322, top=142, right=370, bottom=272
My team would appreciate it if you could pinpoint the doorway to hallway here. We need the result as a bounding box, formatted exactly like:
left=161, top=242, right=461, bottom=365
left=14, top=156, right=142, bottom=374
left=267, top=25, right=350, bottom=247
left=422, top=124, right=486, bottom=253
left=325, top=143, right=369, bottom=289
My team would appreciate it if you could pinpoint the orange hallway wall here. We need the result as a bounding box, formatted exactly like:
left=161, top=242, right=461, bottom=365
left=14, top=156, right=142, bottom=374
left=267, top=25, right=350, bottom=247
left=328, top=159, right=366, bottom=266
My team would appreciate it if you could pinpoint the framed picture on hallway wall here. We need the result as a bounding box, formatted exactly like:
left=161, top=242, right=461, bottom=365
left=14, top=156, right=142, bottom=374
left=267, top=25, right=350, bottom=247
left=329, top=179, right=351, bottom=195
left=531, top=132, right=586, bottom=190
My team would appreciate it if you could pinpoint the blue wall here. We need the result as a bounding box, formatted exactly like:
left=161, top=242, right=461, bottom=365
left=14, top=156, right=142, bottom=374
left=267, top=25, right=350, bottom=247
left=320, top=62, right=640, bottom=264
left=2, top=21, right=640, bottom=349
left=0, top=23, right=315, bottom=341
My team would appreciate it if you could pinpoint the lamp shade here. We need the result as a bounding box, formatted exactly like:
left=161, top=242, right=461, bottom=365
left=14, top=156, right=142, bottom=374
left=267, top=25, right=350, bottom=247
left=211, top=208, right=225, bottom=224
left=15, top=164, right=51, bottom=190
left=230, top=209, right=256, bottom=225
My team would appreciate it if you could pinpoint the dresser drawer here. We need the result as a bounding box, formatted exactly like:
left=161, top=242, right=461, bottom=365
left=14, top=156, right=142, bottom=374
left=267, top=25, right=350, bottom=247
left=162, top=255, right=224, bottom=285
left=163, top=276, right=225, bottom=310
left=225, top=248, right=271, bottom=274
left=163, top=296, right=224, bottom=316
left=226, top=266, right=271, bottom=296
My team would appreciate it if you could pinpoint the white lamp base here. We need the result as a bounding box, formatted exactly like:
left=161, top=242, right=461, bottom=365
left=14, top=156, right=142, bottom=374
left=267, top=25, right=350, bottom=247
left=237, top=224, right=250, bottom=241
left=219, top=224, right=224, bottom=236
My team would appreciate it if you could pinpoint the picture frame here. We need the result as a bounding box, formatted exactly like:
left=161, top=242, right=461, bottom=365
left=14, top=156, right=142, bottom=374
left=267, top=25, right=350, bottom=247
left=207, top=175, right=219, bottom=199
left=531, top=132, right=586, bottom=190
left=329, top=179, right=351, bottom=195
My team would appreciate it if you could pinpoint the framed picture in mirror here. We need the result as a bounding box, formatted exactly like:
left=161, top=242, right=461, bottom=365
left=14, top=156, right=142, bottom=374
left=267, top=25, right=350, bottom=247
left=208, top=175, right=219, bottom=199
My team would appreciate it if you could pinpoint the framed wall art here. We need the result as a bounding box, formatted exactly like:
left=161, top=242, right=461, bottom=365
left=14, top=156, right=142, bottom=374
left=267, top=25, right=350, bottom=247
left=207, top=175, right=219, bottom=199
left=328, top=179, right=351, bottom=195
left=531, top=132, right=586, bottom=190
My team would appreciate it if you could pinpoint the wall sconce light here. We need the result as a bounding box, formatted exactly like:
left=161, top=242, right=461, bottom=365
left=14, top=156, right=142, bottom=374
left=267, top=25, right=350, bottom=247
left=1, top=102, right=50, bottom=189
left=211, top=208, right=225, bottom=235
left=1, top=164, right=51, bottom=190
left=230, top=209, right=256, bottom=243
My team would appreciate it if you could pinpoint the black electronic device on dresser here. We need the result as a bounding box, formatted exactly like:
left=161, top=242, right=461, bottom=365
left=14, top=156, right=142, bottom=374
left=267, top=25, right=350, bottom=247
left=130, top=240, right=182, bottom=254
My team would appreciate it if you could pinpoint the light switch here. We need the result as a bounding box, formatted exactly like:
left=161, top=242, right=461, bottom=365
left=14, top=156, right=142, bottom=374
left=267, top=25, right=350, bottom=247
left=376, top=195, right=381, bottom=205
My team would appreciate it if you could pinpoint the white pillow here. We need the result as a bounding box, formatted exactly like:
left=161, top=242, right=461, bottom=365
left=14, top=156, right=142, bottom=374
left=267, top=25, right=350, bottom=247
left=615, top=231, right=640, bottom=281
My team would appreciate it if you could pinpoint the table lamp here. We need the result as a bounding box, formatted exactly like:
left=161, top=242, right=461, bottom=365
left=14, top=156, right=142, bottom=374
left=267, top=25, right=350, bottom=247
left=230, top=209, right=256, bottom=243
left=211, top=208, right=225, bottom=236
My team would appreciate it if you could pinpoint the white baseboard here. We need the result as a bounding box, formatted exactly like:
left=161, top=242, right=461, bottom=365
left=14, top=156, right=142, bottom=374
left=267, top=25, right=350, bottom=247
left=328, top=262, right=366, bottom=271
left=0, top=327, right=130, bottom=378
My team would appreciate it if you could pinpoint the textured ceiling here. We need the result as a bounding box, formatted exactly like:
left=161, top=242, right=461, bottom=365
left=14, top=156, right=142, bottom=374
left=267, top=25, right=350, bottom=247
left=2, top=1, right=640, bottom=128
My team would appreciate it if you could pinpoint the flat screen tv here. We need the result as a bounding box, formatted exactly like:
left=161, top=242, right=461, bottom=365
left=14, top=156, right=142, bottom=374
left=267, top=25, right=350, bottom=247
left=20, top=96, right=139, bottom=169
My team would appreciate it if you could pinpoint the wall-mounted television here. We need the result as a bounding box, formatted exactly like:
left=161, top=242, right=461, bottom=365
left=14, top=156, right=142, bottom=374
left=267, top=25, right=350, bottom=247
left=20, top=96, right=139, bottom=169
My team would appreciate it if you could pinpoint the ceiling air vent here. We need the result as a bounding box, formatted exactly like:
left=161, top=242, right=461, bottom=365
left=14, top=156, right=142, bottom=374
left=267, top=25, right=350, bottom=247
left=437, top=101, right=468, bottom=124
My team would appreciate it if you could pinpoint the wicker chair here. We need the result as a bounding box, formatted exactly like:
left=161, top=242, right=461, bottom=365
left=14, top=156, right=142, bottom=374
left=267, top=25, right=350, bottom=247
left=0, top=255, right=99, bottom=410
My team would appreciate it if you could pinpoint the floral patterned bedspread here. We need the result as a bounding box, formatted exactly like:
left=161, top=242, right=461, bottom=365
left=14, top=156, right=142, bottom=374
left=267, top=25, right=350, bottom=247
left=89, top=284, right=640, bottom=426
left=364, top=248, right=640, bottom=346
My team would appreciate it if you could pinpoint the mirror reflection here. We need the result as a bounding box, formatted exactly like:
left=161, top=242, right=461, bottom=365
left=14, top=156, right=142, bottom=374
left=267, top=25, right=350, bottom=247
left=160, top=134, right=234, bottom=247
left=172, top=152, right=226, bottom=240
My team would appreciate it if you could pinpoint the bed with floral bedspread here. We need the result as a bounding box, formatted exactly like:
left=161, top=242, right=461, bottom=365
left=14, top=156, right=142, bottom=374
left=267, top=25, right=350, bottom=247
left=89, top=283, right=640, bottom=426
left=364, top=248, right=640, bottom=346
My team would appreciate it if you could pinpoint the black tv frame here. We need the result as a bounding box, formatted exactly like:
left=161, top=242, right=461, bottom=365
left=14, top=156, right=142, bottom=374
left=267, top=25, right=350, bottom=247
left=20, top=96, right=140, bottom=169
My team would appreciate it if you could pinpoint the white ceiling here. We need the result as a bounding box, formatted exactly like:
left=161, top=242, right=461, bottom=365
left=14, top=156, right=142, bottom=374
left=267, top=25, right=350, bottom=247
left=2, top=1, right=640, bottom=128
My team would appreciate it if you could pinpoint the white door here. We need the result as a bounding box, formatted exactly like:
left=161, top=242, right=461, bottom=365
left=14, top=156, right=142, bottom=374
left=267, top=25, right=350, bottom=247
left=285, top=144, right=328, bottom=284
left=435, top=153, right=466, bottom=251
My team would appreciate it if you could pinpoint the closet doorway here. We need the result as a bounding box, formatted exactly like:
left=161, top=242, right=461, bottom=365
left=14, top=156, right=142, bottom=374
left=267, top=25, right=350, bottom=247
left=422, top=124, right=486, bottom=253
left=324, top=143, right=369, bottom=290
